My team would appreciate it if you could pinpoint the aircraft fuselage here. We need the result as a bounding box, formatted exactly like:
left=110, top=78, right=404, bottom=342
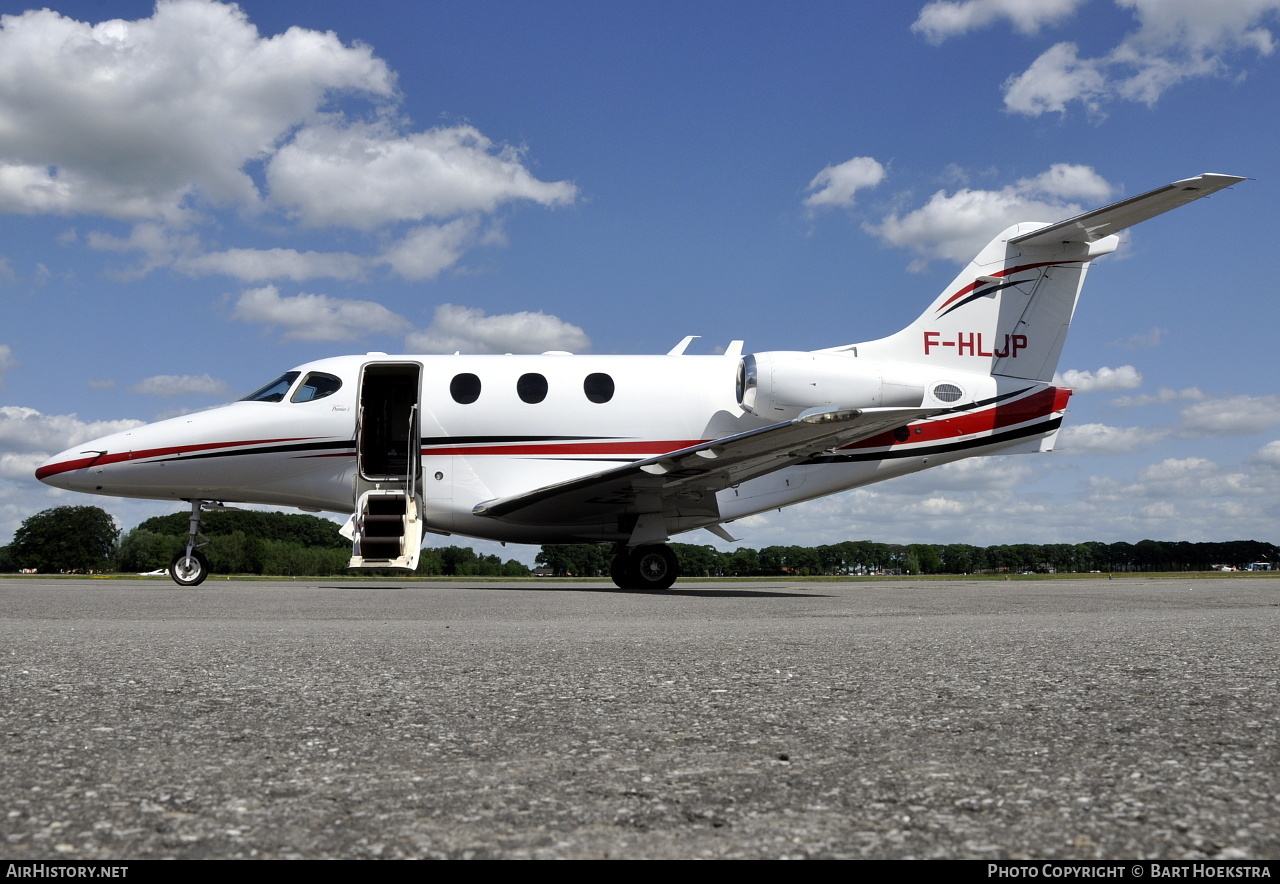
left=37, top=351, right=1058, bottom=545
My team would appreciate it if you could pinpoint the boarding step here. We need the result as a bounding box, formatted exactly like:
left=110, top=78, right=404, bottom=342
left=346, top=490, right=422, bottom=571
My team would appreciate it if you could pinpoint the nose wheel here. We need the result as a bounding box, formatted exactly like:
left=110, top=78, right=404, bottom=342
left=169, top=550, right=209, bottom=586
left=610, top=543, right=679, bottom=590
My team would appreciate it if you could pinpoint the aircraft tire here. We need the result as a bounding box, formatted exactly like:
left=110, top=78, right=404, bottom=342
left=169, top=550, right=210, bottom=587
left=609, top=553, right=633, bottom=589
left=629, top=544, right=679, bottom=590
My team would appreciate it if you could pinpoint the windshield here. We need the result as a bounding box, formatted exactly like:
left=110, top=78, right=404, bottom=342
left=240, top=372, right=299, bottom=403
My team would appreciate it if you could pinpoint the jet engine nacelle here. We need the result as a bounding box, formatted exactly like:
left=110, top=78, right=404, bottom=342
left=736, top=351, right=925, bottom=419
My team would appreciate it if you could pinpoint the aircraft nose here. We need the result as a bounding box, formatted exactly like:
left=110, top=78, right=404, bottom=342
left=35, top=443, right=110, bottom=491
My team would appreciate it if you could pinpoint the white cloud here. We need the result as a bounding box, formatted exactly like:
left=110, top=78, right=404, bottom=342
left=100, top=217, right=495, bottom=284
left=1058, top=422, right=1160, bottom=453
left=1110, top=386, right=1207, bottom=407
left=898, top=455, right=1037, bottom=491
left=1000, top=0, right=1280, bottom=116
left=84, top=223, right=199, bottom=279
left=0, top=344, right=15, bottom=386
left=1177, top=394, right=1280, bottom=436
left=867, top=163, right=1113, bottom=264
left=176, top=248, right=369, bottom=282
left=1001, top=42, right=1113, bottom=116
left=802, top=156, right=887, bottom=210
left=0, top=451, right=48, bottom=482
left=912, top=0, right=1089, bottom=44
left=0, top=1, right=575, bottom=279
left=379, top=219, right=481, bottom=281
left=0, top=405, right=143, bottom=456
left=1053, top=365, right=1143, bottom=392
left=1134, top=456, right=1263, bottom=498
left=1019, top=164, right=1115, bottom=201
left=1116, top=327, right=1167, bottom=349
left=267, top=123, right=577, bottom=230
left=1251, top=440, right=1280, bottom=469
left=406, top=304, right=590, bottom=355
left=129, top=374, right=231, bottom=398
left=0, top=1, right=394, bottom=222
left=232, top=285, right=412, bottom=342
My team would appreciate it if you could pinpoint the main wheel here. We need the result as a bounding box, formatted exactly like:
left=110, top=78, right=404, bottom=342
left=169, top=550, right=209, bottom=587
left=609, top=552, right=633, bottom=589
left=629, top=544, right=679, bottom=590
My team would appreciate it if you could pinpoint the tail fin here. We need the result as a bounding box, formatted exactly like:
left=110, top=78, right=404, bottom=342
left=848, top=173, right=1244, bottom=381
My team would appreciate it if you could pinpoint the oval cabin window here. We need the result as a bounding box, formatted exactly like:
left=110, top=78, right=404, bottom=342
left=450, top=373, right=482, bottom=404
left=584, top=373, right=615, bottom=404
left=517, top=373, right=548, bottom=404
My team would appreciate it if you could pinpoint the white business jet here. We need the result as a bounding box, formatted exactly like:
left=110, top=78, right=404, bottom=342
left=37, top=173, right=1242, bottom=589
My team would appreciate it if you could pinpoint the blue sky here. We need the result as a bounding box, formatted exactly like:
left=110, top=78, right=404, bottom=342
left=2, top=0, right=1278, bottom=559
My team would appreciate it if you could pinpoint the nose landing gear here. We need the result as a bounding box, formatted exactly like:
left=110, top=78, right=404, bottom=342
left=167, top=499, right=212, bottom=587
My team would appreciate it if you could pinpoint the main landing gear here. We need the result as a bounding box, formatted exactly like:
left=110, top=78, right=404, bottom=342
left=609, top=543, right=680, bottom=590
left=168, top=499, right=211, bottom=587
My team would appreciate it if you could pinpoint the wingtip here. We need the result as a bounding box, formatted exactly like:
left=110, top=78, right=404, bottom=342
left=1179, top=172, right=1248, bottom=189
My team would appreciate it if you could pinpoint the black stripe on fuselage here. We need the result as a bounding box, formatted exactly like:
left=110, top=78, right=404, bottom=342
left=421, top=435, right=625, bottom=446
left=155, top=439, right=354, bottom=463
left=150, top=435, right=624, bottom=464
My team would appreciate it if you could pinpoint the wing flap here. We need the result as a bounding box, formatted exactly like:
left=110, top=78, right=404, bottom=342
left=1010, top=173, right=1244, bottom=247
left=473, top=405, right=942, bottom=526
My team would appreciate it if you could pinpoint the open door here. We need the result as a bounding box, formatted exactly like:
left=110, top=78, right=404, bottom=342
left=346, top=363, right=424, bottom=571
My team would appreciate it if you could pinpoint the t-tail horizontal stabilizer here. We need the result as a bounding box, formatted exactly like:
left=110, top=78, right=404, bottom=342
left=1010, top=173, right=1245, bottom=246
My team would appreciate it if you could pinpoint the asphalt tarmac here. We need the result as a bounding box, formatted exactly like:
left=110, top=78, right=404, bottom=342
left=0, top=575, right=1276, bottom=860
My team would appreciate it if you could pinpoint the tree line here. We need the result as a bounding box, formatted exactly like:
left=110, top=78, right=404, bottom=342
left=537, top=538, right=1279, bottom=577
left=1, top=505, right=1276, bottom=577
left=0, top=506, right=529, bottom=577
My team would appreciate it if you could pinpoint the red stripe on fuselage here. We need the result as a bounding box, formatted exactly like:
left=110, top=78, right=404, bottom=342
left=425, top=440, right=708, bottom=457
left=842, top=387, right=1070, bottom=450
left=34, top=437, right=320, bottom=480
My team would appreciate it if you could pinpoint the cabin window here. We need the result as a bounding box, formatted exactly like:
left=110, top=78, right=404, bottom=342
left=584, top=372, right=614, bottom=403
left=291, top=372, right=343, bottom=403
left=241, top=371, right=299, bottom=403
left=450, top=373, right=482, bottom=404
left=517, top=373, right=548, bottom=404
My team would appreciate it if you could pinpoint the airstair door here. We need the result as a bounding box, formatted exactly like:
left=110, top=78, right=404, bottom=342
left=346, top=363, right=424, bottom=571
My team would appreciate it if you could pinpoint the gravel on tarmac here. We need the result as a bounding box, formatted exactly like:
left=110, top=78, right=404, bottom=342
left=1, top=576, right=1276, bottom=859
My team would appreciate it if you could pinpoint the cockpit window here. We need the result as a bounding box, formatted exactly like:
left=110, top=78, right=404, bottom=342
left=291, top=372, right=343, bottom=403
left=240, top=372, right=300, bottom=403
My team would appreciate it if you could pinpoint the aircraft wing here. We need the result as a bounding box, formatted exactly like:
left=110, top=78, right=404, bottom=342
left=472, top=405, right=943, bottom=529
left=1010, top=173, right=1245, bottom=247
